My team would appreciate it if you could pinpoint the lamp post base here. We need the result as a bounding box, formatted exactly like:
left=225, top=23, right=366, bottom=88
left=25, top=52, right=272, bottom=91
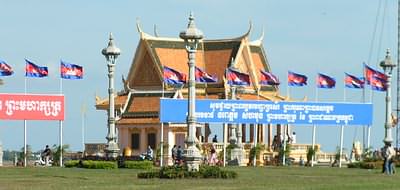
left=105, top=142, right=120, bottom=159
left=183, top=145, right=202, bottom=171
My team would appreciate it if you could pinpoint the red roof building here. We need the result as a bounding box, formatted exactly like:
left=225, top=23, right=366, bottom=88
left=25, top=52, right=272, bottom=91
left=96, top=21, right=291, bottom=165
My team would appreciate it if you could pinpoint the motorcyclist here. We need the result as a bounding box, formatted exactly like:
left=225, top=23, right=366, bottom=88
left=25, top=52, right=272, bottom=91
left=42, top=145, right=51, bottom=165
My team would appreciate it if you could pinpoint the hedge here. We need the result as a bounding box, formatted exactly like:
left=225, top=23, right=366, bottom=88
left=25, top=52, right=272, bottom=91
left=64, top=160, right=80, bottom=168
left=122, top=160, right=153, bottom=170
left=347, top=161, right=384, bottom=169
left=138, top=165, right=237, bottom=179
left=81, top=160, right=118, bottom=169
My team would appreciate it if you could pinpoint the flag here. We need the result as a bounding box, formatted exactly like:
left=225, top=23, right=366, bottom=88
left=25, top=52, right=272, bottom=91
left=364, top=63, right=387, bottom=84
left=288, top=71, right=307, bottom=86
left=317, top=73, right=336, bottom=88
left=0, top=59, right=13, bottom=76
left=345, top=73, right=364, bottom=89
left=195, top=66, right=217, bottom=83
left=61, top=60, right=83, bottom=79
left=226, top=68, right=250, bottom=86
left=370, top=75, right=387, bottom=91
left=25, top=59, right=48, bottom=78
left=163, top=66, right=187, bottom=85
left=259, top=70, right=280, bottom=85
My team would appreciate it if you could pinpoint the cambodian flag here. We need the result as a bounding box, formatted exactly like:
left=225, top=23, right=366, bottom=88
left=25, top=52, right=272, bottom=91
left=288, top=71, right=307, bottom=86
left=364, top=63, right=387, bottom=84
left=61, top=60, right=83, bottom=79
left=371, top=75, right=387, bottom=91
left=25, top=59, right=48, bottom=78
left=195, top=66, right=217, bottom=83
left=317, top=73, right=336, bottom=88
left=345, top=73, right=364, bottom=89
left=259, top=70, right=280, bottom=85
left=0, top=59, right=13, bottom=76
left=226, top=68, right=250, bottom=86
left=163, top=66, right=187, bottom=85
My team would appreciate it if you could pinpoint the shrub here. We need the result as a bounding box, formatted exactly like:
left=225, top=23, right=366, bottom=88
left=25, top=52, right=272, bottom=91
left=306, top=146, right=316, bottom=165
left=347, top=162, right=361, bottom=168
left=159, top=166, right=187, bottom=178
left=122, top=160, right=153, bottom=170
left=64, top=160, right=80, bottom=168
left=81, top=160, right=117, bottom=169
left=347, top=161, right=383, bottom=169
left=249, top=144, right=262, bottom=162
left=138, top=165, right=237, bottom=179
left=200, top=166, right=223, bottom=178
left=137, top=170, right=160, bottom=178
left=360, top=162, right=376, bottom=169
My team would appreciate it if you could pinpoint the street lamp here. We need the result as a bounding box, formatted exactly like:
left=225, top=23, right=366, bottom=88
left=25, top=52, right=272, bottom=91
left=102, top=33, right=121, bottom=159
left=380, top=48, right=396, bottom=144
left=179, top=13, right=203, bottom=171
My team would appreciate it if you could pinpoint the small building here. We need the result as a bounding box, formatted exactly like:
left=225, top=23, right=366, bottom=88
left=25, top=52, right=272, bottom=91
left=96, top=21, right=301, bottom=165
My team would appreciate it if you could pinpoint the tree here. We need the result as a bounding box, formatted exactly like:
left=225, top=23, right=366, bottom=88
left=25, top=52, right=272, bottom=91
left=51, top=144, right=70, bottom=166
left=306, top=146, right=316, bottom=166
left=19, top=145, right=33, bottom=162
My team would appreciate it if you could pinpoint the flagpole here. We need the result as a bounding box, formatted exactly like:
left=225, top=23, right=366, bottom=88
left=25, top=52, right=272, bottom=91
left=24, top=77, right=27, bottom=167
left=223, top=80, right=228, bottom=167
left=160, top=82, right=164, bottom=167
left=366, top=65, right=372, bottom=153
left=253, top=123, right=258, bottom=167
left=81, top=103, right=86, bottom=156
left=366, top=71, right=371, bottom=150
left=366, top=73, right=373, bottom=151
left=339, top=79, right=346, bottom=168
left=311, top=80, right=318, bottom=167
left=282, top=124, right=287, bottom=166
left=59, top=75, right=63, bottom=167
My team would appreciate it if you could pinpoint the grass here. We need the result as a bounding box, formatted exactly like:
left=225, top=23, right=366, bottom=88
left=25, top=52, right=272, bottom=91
left=0, top=166, right=399, bottom=190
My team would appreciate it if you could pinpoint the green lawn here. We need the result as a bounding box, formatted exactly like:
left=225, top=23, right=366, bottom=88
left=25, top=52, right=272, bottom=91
left=0, top=166, right=399, bottom=190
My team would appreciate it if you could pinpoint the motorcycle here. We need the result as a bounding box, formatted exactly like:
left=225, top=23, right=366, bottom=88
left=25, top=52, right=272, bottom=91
left=34, top=154, right=53, bottom=166
left=139, top=153, right=153, bottom=161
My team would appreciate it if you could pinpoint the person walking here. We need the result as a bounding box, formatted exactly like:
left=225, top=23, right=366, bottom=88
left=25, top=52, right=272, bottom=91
left=176, top=146, right=183, bottom=165
left=171, top=145, right=177, bottom=164
left=208, top=145, right=218, bottom=166
left=383, top=142, right=396, bottom=175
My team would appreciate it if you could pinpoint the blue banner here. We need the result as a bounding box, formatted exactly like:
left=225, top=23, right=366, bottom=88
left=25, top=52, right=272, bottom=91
left=160, top=98, right=373, bottom=125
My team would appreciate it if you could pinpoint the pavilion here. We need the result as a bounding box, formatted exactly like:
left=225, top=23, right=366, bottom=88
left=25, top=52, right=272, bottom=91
left=95, top=20, right=310, bottom=165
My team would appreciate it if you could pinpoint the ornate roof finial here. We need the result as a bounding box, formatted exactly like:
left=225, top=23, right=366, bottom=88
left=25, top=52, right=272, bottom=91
left=259, top=27, right=264, bottom=42
left=136, top=17, right=144, bottom=38
left=154, top=24, right=159, bottom=37
left=246, top=20, right=252, bottom=37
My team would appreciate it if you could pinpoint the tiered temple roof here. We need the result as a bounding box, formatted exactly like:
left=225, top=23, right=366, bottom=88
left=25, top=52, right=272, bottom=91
left=96, top=21, right=288, bottom=125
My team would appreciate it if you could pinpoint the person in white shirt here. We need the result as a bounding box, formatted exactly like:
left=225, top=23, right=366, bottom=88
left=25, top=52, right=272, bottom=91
left=291, top=132, right=297, bottom=144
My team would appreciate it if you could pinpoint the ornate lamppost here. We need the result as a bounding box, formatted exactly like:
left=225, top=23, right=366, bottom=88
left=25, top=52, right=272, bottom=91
left=380, top=49, right=396, bottom=145
left=102, top=33, right=121, bottom=159
left=179, top=13, right=203, bottom=171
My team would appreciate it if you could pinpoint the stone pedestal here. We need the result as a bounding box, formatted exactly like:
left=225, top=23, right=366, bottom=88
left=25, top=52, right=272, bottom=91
left=228, top=148, right=246, bottom=166
left=183, top=145, right=202, bottom=171
left=105, top=142, right=120, bottom=159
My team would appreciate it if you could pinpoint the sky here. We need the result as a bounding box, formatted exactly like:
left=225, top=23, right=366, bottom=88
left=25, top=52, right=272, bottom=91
left=0, top=0, right=398, bottom=154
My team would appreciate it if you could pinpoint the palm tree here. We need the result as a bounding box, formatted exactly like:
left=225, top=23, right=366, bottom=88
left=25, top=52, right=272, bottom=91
left=51, top=144, right=70, bottom=166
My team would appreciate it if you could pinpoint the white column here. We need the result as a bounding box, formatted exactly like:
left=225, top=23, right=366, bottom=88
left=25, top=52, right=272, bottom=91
left=140, top=128, right=146, bottom=153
